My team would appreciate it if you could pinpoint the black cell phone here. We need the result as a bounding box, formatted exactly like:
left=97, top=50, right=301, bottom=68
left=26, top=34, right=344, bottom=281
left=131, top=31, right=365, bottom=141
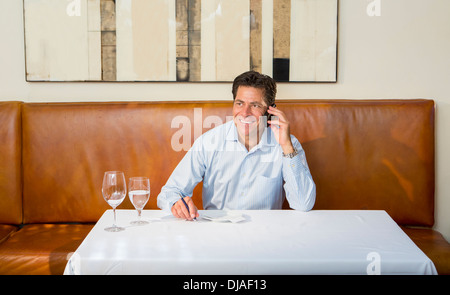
left=265, top=103, right=276, bottom=126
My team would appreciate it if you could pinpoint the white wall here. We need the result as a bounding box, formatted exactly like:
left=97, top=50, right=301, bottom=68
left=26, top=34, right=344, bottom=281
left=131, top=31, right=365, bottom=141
left=1, top=0, right=449, bottom=241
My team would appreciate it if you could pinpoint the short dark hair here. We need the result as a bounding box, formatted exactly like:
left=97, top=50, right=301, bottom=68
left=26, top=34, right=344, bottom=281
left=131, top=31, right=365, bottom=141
left=232, top=71, right=277, bottom=106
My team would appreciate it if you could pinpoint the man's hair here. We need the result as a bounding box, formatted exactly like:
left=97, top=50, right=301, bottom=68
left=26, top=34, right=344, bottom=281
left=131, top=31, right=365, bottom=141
left=232, top=71, right=277, bottom=106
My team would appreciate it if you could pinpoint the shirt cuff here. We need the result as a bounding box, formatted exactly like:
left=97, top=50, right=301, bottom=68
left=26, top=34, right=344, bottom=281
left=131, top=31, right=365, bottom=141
left=157, top=191, right=182, bottom=212
left=282, top=153, right=304, bottom=173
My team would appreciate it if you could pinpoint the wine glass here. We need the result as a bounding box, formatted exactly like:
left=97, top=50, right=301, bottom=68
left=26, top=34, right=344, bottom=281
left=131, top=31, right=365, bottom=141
left=128, top=177, right=150, bottom=225
left=102, top=171, right=127, bottom=232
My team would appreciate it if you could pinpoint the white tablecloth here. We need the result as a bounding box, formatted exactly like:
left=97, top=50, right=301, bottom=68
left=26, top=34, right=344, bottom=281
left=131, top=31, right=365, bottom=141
left=64, top=209, right=437, bottom=275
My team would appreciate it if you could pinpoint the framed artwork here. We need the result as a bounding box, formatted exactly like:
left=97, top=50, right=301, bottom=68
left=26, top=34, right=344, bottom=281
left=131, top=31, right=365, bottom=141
left=24, top=0, right=338, bottom=82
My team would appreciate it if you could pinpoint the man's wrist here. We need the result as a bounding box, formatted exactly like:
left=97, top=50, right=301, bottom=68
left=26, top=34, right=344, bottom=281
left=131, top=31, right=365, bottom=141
left=281, top=144, right=298, bottom=158
left=281, top=143, right=295, bottom=155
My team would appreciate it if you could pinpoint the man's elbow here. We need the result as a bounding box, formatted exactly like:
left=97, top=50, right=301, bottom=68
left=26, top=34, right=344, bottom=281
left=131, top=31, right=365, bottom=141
left=292, top=185, right=316, bottom=212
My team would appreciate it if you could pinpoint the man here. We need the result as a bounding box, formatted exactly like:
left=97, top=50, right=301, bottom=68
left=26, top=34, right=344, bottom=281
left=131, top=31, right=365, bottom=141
left=157, top=71, right=315, bottom=220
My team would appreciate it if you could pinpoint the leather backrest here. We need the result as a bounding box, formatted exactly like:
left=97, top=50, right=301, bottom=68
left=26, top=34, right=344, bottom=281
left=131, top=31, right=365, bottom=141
left=0, top=102, right=22, bottom=224
left=21, top=102, right=231, bottom=223
left=21, top=100, right=435, bottom=226
left=283, top=99, right=435, bottom=226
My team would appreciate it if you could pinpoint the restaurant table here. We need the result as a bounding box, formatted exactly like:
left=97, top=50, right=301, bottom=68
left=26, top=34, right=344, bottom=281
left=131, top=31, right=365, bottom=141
left=64, top=209, right=437, bottom=275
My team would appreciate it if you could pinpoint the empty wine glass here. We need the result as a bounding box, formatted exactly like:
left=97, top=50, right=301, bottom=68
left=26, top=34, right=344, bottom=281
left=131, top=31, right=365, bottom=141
left=128, top=177, right=150, bottom=225
left=102, top=171, right=126, bottom=232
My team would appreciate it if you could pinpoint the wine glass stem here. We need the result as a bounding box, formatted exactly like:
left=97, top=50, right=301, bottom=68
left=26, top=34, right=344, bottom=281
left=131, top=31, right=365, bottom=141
left=113, top=208, right=117, bottom=227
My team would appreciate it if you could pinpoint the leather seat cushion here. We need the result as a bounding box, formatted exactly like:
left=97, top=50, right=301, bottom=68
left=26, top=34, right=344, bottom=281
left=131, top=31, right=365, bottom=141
left=0, top=224, right=93, bottom=275
left=0, top=224, right=18, bottom=244
left=402, top=226, right=450, bottom=275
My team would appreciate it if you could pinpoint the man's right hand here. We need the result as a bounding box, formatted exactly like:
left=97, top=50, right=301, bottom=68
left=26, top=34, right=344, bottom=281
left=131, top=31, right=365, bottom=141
left=171, top=196, right=199, bottom=221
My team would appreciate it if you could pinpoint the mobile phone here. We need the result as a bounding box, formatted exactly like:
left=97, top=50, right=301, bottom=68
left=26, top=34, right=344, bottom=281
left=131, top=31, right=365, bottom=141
left=265, top=103, right=276, bottom=126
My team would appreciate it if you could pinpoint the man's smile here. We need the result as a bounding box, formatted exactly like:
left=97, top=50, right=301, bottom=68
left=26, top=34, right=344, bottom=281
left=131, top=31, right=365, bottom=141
left=238, top=117, right=257, bottom=124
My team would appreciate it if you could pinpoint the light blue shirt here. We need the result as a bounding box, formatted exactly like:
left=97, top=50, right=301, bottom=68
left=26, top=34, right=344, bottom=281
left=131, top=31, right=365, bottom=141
left=157, top=120, right=316, bottom=212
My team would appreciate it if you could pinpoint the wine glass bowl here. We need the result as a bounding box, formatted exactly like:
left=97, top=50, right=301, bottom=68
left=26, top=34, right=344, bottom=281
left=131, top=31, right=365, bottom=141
left=128, top=177, right=150, bottom=225
left=102, top=171, right=126, bottom=232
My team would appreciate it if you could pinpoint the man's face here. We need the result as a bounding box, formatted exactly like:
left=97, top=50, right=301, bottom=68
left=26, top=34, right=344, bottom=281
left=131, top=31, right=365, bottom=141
left=232, top=86, right=267, bottom=142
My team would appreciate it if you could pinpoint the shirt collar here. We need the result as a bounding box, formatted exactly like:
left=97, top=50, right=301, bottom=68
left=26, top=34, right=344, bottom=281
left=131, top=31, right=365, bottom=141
left=226, top=120, right=276, bottom=149
left=225, top=120, right=238, bottom=142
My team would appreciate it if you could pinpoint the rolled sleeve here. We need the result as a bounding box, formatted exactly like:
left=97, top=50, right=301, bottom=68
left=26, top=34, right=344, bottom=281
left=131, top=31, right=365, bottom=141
left=282, top=138, right=316, bottom=211
left=157, top=138, right=206, bottom=212
left=157, top=190, right=182, bottom=213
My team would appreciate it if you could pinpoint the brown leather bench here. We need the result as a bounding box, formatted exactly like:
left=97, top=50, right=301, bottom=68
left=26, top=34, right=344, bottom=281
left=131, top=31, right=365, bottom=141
left=0, top=100, right=448, bottom=274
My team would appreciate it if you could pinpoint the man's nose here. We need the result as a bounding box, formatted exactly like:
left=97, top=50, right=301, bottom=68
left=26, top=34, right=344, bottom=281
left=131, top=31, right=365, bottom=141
left=242, top=105, right=252, bottom=116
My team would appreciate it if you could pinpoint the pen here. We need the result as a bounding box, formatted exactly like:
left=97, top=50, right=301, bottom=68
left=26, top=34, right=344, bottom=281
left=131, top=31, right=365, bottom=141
left=180, top=196, right=197, bottom=221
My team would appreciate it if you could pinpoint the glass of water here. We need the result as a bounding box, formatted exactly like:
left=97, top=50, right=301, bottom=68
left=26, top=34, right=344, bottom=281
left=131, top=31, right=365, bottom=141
left=128, top=177, right=150, bottom=225
left=102, top=171, right=127, bottom=232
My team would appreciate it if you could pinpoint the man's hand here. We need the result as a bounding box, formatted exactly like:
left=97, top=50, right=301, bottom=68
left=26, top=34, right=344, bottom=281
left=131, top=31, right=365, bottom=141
left=267, top=106, right=295, bottom=154
left=171, top=196, right=199, bottom=221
